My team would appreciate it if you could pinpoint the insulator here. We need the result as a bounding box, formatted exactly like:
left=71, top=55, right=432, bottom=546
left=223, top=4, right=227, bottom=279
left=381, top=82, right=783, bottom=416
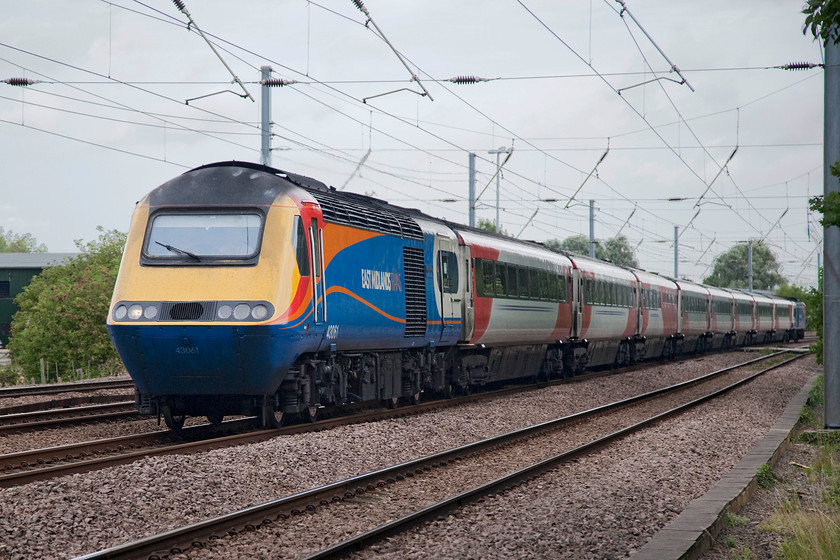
left=171, top=0, right=186, bottom=13
left=783, top=61, right=818, bottom=71
left=261, top=79, right=297, bottom=87
left=351, top=0, right=368, bottom=14
left=448, top=75, right=487, bottom=85
left=3, top=77, right=35, bottom=86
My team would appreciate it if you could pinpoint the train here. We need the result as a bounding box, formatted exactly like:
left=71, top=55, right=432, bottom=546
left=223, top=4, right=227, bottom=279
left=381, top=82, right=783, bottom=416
left=106, top=161, right=806, bottom=430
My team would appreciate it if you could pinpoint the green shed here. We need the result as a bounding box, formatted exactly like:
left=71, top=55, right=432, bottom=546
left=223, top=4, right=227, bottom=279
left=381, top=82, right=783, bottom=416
left=0, top=253, right=78, bottom=347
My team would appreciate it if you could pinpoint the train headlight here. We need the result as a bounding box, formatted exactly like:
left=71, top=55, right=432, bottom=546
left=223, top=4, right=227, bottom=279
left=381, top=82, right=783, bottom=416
left=128, top=304, right=143, bottom=320
left=233, top=304, right=251, bottom=320
left=112, top=301, right=273, bottom=322
left=251, top=304, right=269, bottom=321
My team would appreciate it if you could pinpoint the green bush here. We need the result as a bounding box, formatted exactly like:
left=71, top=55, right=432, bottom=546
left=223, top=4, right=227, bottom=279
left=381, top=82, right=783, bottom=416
left=7, top=227, right=126, bottom=380
left=0, top=362, right=23, bottom=386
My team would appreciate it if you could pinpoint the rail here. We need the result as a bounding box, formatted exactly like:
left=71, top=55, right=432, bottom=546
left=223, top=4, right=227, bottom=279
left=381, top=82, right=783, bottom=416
left=71, top=350, right=804, bottom=560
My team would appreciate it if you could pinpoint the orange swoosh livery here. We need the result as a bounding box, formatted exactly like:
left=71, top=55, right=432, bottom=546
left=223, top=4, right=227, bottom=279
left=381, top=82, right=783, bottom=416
left=327, top=286, right=406, bottom=324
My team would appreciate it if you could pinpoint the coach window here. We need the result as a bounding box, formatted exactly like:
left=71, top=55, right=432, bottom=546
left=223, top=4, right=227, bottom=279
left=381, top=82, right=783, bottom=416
left=539, top=271, right=551, bottom=300
left=519, top=267, right=531, bottom=299
left=439, top=251, right=458, bottom=294
left=558, top=275, right=567, bottom=302
left=506, top=264, right=518, bottom=298
left=481, top=260, right=495, bottom=296
left=494, top=262, right=507, bottom=297
left=291, top=216, right=310, bottom=277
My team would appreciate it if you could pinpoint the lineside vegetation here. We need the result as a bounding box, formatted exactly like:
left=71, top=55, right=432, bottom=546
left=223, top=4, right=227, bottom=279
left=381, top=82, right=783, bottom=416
left=6, top=227, right=126, bottom=382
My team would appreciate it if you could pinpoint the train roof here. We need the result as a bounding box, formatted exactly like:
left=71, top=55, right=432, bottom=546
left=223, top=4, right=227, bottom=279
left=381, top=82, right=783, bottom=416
left=706, top=285, right=733, bottom=300
left=188, top=162, right=426, bottom=241
left=672, top=278, right=709, bottom=296
left=175, top=163, right=797, bottom=305
left=628, top=268, right=678, bottom=290
left=564, top=253, right=637, bottom=282
left=724, top=288, right=754, bottom=303
left=454, top=228, right=574, bottom=268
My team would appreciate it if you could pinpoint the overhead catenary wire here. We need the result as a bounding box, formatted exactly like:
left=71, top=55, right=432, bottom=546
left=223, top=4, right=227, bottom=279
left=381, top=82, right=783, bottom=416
left=0, top=3, right=820, bottom=284
left=115, top=0, right=821, bottom=262
left=349, top=0, right=433, bottom=102
left=518, top=0, right=799, bottom=251
left=169, top=0, right=254, bottom=102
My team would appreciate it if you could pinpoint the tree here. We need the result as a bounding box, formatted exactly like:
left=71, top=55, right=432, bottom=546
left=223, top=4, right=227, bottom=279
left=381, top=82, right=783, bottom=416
left=809, top=162, right=840, bottom=228
left=477, top=218, right=508, bottom=236
left=545, top=234, right=602, bottom=258
left=703, top=241, right=785, bottom=290
left=803, top=1, right=839, bottom=362
left=776, top=283, right=820, bottom=331
left=601, top=236, right=639, bottom=268
left=7, top=227, right=126, bottom=380
left=545, top=234, right=639, bottom=268
left=0, top=227, right=47, bottom=252
left=803, top=0, right=840, bottom=45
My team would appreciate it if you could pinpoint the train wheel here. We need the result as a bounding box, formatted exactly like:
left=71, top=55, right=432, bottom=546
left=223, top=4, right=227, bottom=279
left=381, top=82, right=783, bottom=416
left=261, top=398, right=284, bottom=429
left=163, top=405, right=186, bottom=431
left=385, top=395, right=400, bottom=409
left=302, top=405, right=319, bottom=423
left=206, top=414, right=224, bottom=426
left=409, top=391, right=421, bottom=406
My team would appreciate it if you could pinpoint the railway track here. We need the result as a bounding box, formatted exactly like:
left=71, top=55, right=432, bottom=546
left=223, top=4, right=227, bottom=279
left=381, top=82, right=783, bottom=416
left=71, top=348, right=806, bottom=560
left=1, top=345, right=809, bottom=488
left=0, top=377, right=135, bottom=398
left=0, top=379, right=560, bottom=488
left=0, top=393, right=134, bottom=415
left=0, top=401, right=138, bottom=432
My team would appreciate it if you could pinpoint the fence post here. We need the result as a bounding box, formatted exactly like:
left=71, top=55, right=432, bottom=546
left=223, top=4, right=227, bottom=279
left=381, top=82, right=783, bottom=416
left=40, top=358, right=45, bottom=384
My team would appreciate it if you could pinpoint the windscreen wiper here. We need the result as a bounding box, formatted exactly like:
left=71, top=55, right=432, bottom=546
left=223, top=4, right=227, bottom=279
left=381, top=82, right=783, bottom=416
left=155, top=241, right=201, bottom=262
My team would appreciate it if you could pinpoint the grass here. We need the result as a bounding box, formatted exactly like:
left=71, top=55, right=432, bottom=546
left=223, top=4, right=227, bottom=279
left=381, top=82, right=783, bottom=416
left=728, top=546, right=758, bottom=560
left=776, top=511, right=840, bottom=560
left=725, top=511, right=749, bottom=527
left=799, top=375, right=825, bottom=429
left=756, top=464, right=779, bottom=490
left=0, top=355, right=125, bottom=386
left=757, top=375, right=840, bottom=559
left=0, top=362, right=24, bottom=387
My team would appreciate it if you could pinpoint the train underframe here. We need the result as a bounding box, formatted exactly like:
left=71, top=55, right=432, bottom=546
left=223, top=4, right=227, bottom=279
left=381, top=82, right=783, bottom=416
left=141, top=326, right=801, bottom=430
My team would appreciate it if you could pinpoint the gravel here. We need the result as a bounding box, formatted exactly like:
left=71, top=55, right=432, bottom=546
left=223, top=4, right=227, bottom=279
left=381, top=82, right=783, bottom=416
left=0, top=351, right=817, bottom=559
left=0, top=386, right=132, bottom=412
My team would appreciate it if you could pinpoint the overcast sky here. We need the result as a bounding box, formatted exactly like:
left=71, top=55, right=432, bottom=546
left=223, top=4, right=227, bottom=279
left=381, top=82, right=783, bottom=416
left=0, top=1, right=826, bottom=286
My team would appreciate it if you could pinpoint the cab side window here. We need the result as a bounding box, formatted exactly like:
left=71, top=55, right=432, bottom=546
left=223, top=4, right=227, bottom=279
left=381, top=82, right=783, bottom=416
left=292, top=216, right=310, bottom=277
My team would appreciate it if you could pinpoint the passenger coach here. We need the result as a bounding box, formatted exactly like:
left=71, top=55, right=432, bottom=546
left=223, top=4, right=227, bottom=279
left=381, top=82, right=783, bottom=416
left=108, top=161, right=804, bottom=430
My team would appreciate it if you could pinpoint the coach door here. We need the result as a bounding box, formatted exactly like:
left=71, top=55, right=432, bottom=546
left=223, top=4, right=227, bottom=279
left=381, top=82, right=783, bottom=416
left=436, top=235, right=462, bottom=342
left=309, top=218, right=327, bottom=326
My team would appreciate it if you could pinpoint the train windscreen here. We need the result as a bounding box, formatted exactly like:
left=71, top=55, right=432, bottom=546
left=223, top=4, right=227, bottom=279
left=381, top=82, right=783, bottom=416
left=145, top=213, right=262, bottom=259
